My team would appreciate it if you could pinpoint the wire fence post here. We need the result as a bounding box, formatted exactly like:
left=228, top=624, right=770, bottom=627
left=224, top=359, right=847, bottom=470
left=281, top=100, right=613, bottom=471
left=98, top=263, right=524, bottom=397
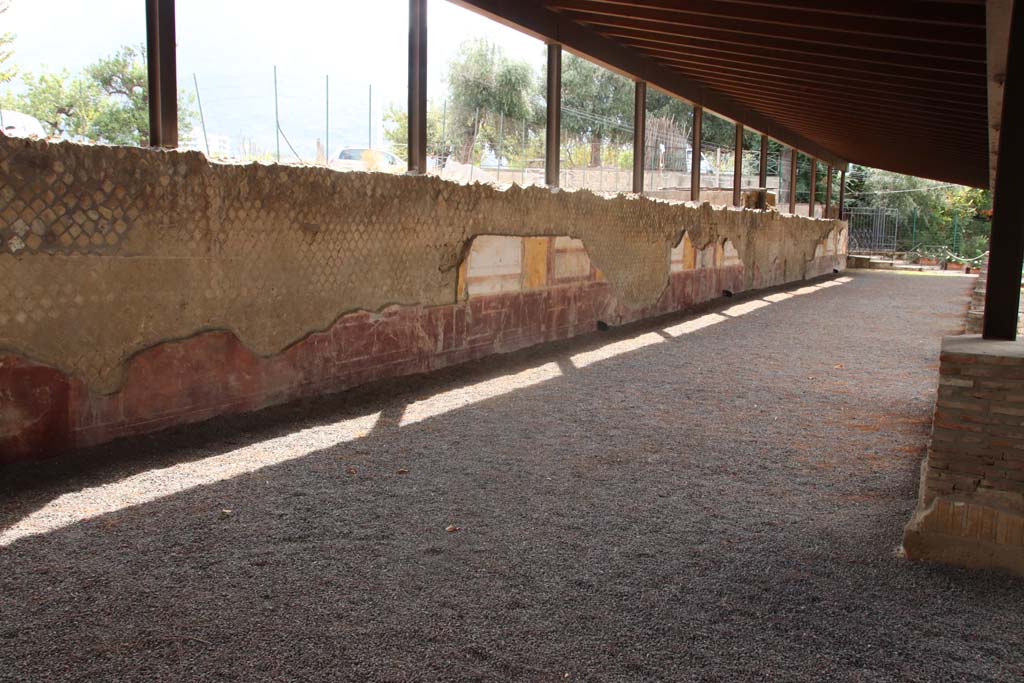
left=522, top=118, right=527, bottom=186
left=273, top=65, right=280, bottom=163
left=497, top=112, right=504, bottom=184
left=911, top=207, right=917, bottom=248
left=192, top=73, right=209, bottom=156
left=440, top=99, right=447, bottom=166
left=469, top=108, right=479, bottom=182
left=325, top=75, right=329, bottom=164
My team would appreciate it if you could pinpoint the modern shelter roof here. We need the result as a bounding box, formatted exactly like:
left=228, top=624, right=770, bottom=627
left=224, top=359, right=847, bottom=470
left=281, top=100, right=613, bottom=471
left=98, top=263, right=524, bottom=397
left=456, top=0, right=992, bottom=187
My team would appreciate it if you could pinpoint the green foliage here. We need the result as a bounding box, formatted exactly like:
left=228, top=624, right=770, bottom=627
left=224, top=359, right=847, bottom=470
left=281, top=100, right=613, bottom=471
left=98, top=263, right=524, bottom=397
left=382, top=102, right=443, bottom=163
left=2, top=44, right=194, bottom=145
left=1, top=70, right=102, bottom=138
left=561, top=54, right=634, bottom=167
left=0, top=1, right=15, bottom=85
left=85, top=46, right=150, bottom=145
left=444, top=39, right=535, bottom=163
left=845, top=167, right=992, bottom=257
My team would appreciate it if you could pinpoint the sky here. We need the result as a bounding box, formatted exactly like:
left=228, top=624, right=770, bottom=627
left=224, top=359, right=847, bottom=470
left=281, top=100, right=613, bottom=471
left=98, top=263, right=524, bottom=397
left=2, top=0, right=548, bottom=158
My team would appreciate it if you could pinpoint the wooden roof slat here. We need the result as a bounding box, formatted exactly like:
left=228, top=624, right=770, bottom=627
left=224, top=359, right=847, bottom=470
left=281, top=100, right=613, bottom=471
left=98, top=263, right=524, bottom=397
left=451, top=0, right=990, bottom=186
left=550, top=0, right=986, bottom=49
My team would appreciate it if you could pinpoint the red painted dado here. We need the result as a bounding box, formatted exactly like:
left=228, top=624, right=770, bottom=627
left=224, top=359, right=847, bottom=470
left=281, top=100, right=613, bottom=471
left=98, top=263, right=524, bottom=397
left=0, top=261, right=827, bottom=464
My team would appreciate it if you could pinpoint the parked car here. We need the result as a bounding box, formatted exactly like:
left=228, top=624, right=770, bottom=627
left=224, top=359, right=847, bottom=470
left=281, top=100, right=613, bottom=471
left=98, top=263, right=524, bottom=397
left=329, top=147, right=404, bottom=174
left=1, top=110, right=46, bottom=139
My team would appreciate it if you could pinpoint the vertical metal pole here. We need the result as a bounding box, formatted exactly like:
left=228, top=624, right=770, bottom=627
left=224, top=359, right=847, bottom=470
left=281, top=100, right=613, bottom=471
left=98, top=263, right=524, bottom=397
left=825, top=165, right=833, bottom=218
left=788, top=149, right=797, bottom=214
left=757, top=133, right=768, bottom=210
left=808, top=159, right=817, bottom=217
left=838, top=169, right=846, bottom=219
left=368, top=84, right=373, bottom=149
left=441, top=99, right=447, bottom=156
left=497, top=112, right=504, bottom=183
left=522, top=118, right=527, bottom=185
left=545, top=43, right=562, bottom=187
left=733, top=123, right=743, bottom=206
left=146, top=0, right=177, bottom=147
left=470, top=108, right=478, bottom=182
left=192, top=73, right=209, bottom=156
left=690, top=106, right=702, bottom=202
left=758, top=134, right=768, bottom=189
left=325, top=75, right=329, bottom=162
left=407, top=0, right=427, bottom=174
left=273, top=65, right=280, bottom=162
left=632, top=81, right=646, bottom=195
left=912, top=207, right=917, bottom=247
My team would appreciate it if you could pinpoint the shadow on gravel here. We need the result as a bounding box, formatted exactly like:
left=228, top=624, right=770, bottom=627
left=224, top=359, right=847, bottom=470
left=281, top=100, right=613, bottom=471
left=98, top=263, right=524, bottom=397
left=0, top=274, right=847, bottom=540
left=3, top=270, right=1020, bottom=683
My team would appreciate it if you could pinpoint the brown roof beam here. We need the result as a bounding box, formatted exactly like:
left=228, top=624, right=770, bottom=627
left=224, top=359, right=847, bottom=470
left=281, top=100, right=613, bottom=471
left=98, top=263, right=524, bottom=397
left=631, top=42, right=988, bottom=98
left=548, top=0, right=984, bottom=43
left=581, top=19, right=986, bottom=75
left=653, top=55, right=987, bottom=114
left=679, top=0, right=986, bottom=27
left=451, top=0, right=849, bottom=169
left=557, top=6, right=986, bottom=60
left=664, top=69, right=984, bottom=128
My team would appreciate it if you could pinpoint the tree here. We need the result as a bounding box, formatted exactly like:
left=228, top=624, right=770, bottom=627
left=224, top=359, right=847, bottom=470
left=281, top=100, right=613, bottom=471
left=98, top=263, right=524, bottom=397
left=382, top=103, right=443, bottom=163
left=86, top=45, right=151, bottom=145
left=560, top=54, right=633, bottom=167
left=0, top=1, right=15, bottom=85
left=2, top=44, right=194, bottom=145
left=2, top=70, right=103, bottom=138
left=444, top=39, right=535, bottom=163
left=843, top=166, right=992, bottom=257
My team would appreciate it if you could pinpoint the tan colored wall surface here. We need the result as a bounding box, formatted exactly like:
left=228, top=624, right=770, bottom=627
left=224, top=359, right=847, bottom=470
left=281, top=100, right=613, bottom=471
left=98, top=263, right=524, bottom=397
left=0, top=137, right=843, bottom=396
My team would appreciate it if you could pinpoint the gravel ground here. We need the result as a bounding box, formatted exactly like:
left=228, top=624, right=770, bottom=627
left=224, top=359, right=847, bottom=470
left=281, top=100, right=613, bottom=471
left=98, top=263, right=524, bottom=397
left=2, top=270, right=1022, bottom=683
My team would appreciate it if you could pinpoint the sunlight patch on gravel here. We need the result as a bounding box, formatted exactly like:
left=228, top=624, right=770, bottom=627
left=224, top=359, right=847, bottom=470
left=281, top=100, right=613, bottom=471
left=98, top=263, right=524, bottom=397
left=0, top=412, right=381, bottom=546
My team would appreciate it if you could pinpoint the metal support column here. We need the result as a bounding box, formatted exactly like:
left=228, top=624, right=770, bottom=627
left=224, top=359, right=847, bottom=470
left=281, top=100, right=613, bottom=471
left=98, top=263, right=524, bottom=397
left=984, top=0, right=1024, bottom=338
left=788, top=150, right=797, bottom=214
left=407, top=0, right=427, bottom=174
left=757, top=133, right=768, bottom=210
left=808, top=160, right=817, bottom=217
left=838, top=169, right=846, bottom=220
left=145, top=0, right=178, bottom=148
left=691, top=107, right=702, bottom=202
left=545, top=44, right=562, bottom=187
left=733, top=123, right=743, bottom=207
left=632, top=81, right=646, bottom=194
left=825, top=165, right=833, bottom=218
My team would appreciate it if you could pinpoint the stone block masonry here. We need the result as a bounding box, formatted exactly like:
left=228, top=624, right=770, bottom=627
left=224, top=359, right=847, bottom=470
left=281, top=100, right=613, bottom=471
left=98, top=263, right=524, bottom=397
left=0, top=136, right=845, bottom=463
left=904, top=335, right=1024, bottom=575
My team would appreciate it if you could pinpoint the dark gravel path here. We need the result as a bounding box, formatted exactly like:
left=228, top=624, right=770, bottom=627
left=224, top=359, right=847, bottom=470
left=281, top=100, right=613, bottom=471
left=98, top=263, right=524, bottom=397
left=2, top=271, right=1021, bottom=683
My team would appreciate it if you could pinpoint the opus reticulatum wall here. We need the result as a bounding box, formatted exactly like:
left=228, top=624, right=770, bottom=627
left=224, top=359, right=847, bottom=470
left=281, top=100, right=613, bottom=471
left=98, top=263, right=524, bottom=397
left=0, top=137, right=846, bottom=462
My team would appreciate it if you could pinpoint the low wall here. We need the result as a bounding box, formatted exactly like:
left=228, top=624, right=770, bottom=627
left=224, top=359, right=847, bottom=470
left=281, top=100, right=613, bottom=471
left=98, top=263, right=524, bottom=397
left=904, top=336, right=1024, bottom=575
left=0, top=137, right=845, bottom=463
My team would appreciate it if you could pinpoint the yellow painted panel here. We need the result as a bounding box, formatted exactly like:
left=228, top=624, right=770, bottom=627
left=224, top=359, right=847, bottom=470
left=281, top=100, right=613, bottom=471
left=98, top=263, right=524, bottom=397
left=522, top=237, right=549, bottom=290
left=456, top=255, right=469, bottom=300
left=682, top=233, right=697, bottom=270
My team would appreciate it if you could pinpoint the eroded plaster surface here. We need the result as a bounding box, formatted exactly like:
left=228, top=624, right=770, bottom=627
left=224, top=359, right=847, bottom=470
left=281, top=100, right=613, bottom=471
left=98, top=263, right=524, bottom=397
left=0, top=137, right=843, bottom=393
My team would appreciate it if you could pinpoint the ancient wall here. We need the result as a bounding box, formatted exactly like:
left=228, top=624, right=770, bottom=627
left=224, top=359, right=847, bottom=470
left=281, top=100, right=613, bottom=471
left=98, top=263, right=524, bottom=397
left=0, top=137, right=845, bottom=463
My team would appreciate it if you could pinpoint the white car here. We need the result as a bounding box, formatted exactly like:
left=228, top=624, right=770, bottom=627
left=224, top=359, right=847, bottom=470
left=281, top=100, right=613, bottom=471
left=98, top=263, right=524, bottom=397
left=329, top=147, right=404, bottom=174
left=1, top=110, right=46, bottom=139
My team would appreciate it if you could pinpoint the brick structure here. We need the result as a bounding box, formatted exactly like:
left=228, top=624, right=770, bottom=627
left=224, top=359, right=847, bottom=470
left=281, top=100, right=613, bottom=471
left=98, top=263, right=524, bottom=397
left=963, top=256, right=1024, bottom=337
left=904, top=335, right=1024, bottom=575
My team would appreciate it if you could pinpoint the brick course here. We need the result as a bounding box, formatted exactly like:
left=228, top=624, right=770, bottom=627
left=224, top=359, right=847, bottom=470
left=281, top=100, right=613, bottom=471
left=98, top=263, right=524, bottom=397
left=904, top=335, right=1024, bottom=574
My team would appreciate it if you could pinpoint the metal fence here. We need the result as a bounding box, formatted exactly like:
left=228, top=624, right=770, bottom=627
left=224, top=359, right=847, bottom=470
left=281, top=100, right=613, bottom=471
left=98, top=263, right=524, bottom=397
left=845, top=207, right=900, bottom=255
